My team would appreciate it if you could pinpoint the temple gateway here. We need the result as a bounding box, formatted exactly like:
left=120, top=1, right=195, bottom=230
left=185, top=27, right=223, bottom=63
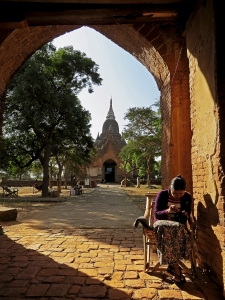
left=86, top=98, right=126, bottom=183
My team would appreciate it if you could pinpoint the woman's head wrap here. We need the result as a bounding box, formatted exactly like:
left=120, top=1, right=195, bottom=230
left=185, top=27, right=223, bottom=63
left=170, top=175, right=186, bottom=190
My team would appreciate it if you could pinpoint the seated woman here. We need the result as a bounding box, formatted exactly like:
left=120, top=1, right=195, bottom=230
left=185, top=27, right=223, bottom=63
left=153, top=175, right=192, bottom=284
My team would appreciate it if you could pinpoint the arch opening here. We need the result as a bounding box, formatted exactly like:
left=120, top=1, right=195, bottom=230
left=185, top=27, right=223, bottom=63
left=0, top=23, right=171, bottom=188
left=103, top=159, right=117, bottom=183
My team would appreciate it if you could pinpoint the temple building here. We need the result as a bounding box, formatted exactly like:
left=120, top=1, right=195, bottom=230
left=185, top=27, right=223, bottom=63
left=86, top=98, right=126, bottom=183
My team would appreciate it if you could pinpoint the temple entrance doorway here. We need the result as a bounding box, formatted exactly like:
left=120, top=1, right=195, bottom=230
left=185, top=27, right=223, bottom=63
left=103, top=160, right=116, bottom=182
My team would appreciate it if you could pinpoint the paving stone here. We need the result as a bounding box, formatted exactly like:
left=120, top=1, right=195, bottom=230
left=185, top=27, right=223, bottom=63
left=0, top=286, right=28, bottom=296
left=76, top=257, right=91, bottom=263
left=26, top=284, right=50, bottom=297
left=46, top=283, right=70, bottom=296
left=57, top=268, right=78, bottom=276
left=104, top=280, right=125, bottom=288
left=112, top=271, right=123, bottom=280
left=42, top=275, right=65, bottom=283
left=132, top=287, right=157, bottom=299
left=78, top=262, right=94, bottom=269
left=97, top=267, right=114, bottom=274
left=37, top=268, right=59, bottom=276
left=158, top=289, right=183, bottom=299
left=68, top=284, right=81, bottom=294
left=94, top=261, right=114, bottom=267
left=16, top=266, right=40, bottom=279
left=181, top=290, right=206, bottom=299
left=126, top=264, right=142, bottom=271
left=78, top=269, right=98, bottom=277
left=0, top=207, right=18, bottom=221
left=125, top=279, right=146, bottom=288
left=86, top=277, right=104, bottom=285
left=124, top=271, right=138, bottom=279
left=108, top=288, right=132, bottom=299
left=114, top=264, right=126, bottom=271
left=79, top=285, right=107, bottom=298
left=0, top=274, right=14, bottom=282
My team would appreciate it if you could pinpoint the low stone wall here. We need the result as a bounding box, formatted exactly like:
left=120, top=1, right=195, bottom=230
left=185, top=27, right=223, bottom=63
left=0, top=180, right=58, bottom=187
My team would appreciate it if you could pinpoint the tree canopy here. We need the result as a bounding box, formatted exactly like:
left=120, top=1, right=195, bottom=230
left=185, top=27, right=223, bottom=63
left=119, top=101, right=161, bottom=186
left=1, top=42, right=102, bottom=196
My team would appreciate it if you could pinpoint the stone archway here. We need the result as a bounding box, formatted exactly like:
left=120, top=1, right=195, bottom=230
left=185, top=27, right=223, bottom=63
left=0, top=23, right=190, bottom=190
left=103, top=159, right=116, bottom=183
left=2, top=0, right=225, bottom=294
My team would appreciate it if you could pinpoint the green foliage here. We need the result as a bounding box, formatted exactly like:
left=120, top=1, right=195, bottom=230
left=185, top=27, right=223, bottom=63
left=2, top=42, right=102, bottom=196
left=31, top=161, right=43, bottom=180
left=120, top=101, right=162, bottom=184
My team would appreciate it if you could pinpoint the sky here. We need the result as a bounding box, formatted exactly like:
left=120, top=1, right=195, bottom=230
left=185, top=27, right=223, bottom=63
left=52, top=26, right=160, bottom=139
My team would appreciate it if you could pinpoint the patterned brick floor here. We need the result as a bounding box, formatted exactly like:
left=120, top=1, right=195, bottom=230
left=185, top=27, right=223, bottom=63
left=0, top=185, right=223, bottom=299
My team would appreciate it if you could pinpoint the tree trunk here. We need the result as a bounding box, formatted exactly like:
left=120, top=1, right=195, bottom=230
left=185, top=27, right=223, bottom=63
left=42, top=143, right=51, bottom=197
left=49, top=163, right=53, bottom=188
left=64, top=177, right=67, bottom=189
left=57, top=165, right=63, bottom=193
left=124, top=173, right=128, bottom=187
left=147, top=173, right=151, bottom=187
left=146, top=157, right=151, bottom=187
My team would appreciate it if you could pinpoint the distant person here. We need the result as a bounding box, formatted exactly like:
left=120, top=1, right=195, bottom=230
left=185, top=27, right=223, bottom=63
left=70, top=186, right=76, bottom=196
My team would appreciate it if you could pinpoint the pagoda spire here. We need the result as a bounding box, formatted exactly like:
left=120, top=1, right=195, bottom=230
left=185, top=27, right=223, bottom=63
left=106, top=97, right=115, bottom=120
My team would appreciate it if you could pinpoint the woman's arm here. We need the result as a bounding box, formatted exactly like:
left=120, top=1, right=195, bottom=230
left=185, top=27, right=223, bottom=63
left=181, top=192, right=192, bottom=215
left=154, top=190, right=169, bottom=220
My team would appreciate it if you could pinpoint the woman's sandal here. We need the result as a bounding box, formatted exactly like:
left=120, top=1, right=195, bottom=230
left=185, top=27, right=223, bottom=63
left=166, top=264, right=176, bottom=276
left=173, top=266, right=186, bottom=285
left=166, top=265, right=186, bottom=284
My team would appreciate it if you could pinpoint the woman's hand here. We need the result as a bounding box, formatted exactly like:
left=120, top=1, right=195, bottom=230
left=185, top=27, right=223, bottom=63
left=167, top=205, right=179, bottom=213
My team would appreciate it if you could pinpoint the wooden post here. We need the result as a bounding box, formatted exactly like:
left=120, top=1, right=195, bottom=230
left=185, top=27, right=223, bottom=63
left=144, top=192, right=158, bottom=226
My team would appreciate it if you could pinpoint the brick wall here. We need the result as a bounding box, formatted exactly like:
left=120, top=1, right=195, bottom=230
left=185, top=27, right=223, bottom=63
left=187, top=0, right=225, bottom=291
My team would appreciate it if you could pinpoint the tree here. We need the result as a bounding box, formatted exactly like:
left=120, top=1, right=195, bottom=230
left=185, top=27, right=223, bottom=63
left=31, top=161, right=43, bottom=180
left=3, top=42, right=102, bottom=196
left=51, top=139, right=94, bottom=192
left=120, top=102, right=161, bottom=186
left=119, top=141, right=139, bottom=186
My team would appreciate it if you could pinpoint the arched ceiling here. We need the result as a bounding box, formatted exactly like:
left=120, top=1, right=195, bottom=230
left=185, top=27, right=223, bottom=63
left=0, top=0, right=197, bottom=30
left=0, top=0, right=197, bottom=91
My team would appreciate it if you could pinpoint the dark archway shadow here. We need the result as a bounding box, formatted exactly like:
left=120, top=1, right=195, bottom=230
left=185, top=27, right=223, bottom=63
left=195, top=194, right=223, bottom=290
left=0, top=225, right=143, bottom=299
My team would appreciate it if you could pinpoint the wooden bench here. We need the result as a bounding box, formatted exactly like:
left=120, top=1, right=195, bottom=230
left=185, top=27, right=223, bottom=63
left=2, top=186, right=19, bottom=197
left=75, top=185, right=84, bottom=195
left=33, top=183, right=43, bottom=194
left=70, top=185, right=84, bottom=195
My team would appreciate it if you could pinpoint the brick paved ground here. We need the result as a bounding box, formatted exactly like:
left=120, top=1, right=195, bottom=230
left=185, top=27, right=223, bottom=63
left=0, top=185, right=223, bottom=299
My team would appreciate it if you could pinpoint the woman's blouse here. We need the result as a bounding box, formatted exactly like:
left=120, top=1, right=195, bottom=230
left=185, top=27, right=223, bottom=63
left=154, top=189, right=192, bottom=223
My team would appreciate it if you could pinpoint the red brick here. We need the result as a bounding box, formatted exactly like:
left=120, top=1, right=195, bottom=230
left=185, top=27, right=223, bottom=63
left=42, top=276, right=65, bottom=283
left=79, top=285, right=107, bottom=298
left=57, top=268, right=78, bottom=276
left=46, top=284, right=70, bottom=296
left=133, top=288, right=157, bottom=299
left=26, top=284, right=50, bottom=297
left=68, top=284, right=81, bottom=294
left=37, top=268, right=59, bottom=276
left=0, top=286, right=28, bottom=296
left=108, top=288, right=132, bottom=299
left=158, top=289, right=183, bottom=299
left=16, top=266, right=40, bottom=279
